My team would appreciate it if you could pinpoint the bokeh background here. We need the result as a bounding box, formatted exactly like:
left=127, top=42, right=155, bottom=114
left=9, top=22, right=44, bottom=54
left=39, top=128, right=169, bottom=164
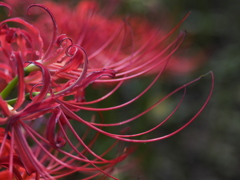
left=1, top=0, right=239, bottom=179
left=115, top=0, right=240, bottom=180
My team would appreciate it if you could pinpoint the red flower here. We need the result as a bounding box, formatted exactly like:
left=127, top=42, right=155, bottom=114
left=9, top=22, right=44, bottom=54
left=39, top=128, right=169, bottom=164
left=0, top=1, right=214, bottom=179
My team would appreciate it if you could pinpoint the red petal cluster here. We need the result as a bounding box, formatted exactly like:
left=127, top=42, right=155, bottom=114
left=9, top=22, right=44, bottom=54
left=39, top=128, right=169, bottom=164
left=0, top=1, right=214, bottom=179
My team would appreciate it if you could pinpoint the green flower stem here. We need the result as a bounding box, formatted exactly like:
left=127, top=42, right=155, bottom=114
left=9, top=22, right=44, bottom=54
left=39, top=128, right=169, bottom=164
left=6, top=92, right=41, bottom=105
left=0, top=76, right=19, bottom=100
left=0, top=63, right=40, bottom=100
left=24, top=63, right=40, bottom=75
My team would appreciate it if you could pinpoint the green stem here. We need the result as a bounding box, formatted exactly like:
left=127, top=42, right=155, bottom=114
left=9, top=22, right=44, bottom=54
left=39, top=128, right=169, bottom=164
left=0, top=76, right=19, bottom=99
left=0, top=63, right=40, bottom=100
left=6, top=92, right=41, bottom=105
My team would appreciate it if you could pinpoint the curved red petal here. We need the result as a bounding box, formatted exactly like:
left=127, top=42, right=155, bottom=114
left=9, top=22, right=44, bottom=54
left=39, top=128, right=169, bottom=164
left=12, top=52, right=25, bottom=110
left=28, top=4, right=58, bottom=59
left=28, top=61, right=51, bottom=104
left=0, top=2, right=12, bottom=16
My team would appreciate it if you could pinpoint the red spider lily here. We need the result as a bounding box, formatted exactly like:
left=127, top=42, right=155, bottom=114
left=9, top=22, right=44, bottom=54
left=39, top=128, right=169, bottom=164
left=0, top=1, right=214, bottom=180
